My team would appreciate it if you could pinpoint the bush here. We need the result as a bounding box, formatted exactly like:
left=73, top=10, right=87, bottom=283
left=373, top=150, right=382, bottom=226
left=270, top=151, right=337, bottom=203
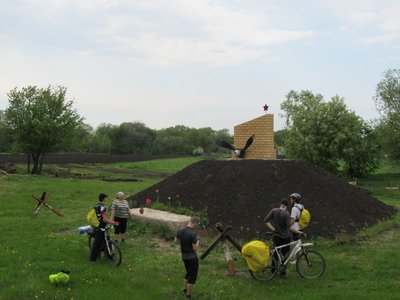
left=192, top=147, right=204, bottom=156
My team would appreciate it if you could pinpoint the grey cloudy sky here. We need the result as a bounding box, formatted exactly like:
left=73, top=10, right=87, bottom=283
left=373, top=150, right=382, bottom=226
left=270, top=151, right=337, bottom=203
left=1, top=0, right=399, bottom=131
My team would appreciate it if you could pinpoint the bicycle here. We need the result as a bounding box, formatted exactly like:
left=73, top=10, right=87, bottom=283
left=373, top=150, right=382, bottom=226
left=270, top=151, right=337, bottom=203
left=88, top=225, right=122, bottom=266
left=249, top=232, right=325, bottom=281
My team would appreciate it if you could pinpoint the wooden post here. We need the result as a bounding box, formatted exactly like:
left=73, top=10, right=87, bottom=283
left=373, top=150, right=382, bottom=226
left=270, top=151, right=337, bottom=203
left=200, top=226, right=231, bottom=260
left=33, top=192, right=49, bottom=218
left=200, top=222, right=243, bottom=276
left=32, top=192, right=64, bottom=217
left=215, top=223, right=242, bottom=252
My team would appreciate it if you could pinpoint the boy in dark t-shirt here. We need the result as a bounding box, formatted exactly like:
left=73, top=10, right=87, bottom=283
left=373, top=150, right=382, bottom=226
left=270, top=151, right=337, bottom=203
left=175, top=216, right=200, bottom=298
left=264, top=197, right=291, bottom=276
left=90, top=193, right=118, bottom=262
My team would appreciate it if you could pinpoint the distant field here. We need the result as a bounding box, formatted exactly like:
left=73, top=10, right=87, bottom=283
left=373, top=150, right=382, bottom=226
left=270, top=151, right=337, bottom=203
left=0, top=153, right=184, bottom=164
left=101, top=156, right=203, bottom=173
left=9, top=157, right=204, bottom=180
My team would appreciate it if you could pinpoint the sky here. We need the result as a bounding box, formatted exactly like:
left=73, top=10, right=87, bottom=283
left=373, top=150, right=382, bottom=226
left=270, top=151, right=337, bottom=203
left=0, top=0, right=399, bottom=132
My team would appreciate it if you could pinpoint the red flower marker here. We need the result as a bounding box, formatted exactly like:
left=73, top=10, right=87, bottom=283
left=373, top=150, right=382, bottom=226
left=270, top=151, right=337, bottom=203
left=146, top=198, right=152, bottom=205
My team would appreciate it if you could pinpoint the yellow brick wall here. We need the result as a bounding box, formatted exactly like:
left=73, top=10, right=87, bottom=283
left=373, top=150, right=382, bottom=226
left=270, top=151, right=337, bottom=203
left=233, top=114, right=276, bottom=159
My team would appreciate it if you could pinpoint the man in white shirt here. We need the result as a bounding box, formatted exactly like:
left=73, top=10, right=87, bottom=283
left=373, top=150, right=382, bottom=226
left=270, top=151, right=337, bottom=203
left=289, top=193, right=305, bottom=240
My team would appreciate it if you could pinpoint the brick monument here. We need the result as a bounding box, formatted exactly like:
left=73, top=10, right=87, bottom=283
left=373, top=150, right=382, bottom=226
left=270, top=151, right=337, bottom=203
left=233, top=114, right=275, bottom=159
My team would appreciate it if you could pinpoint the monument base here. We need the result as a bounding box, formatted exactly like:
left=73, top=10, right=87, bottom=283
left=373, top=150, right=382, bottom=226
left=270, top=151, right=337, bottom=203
left=130, top=208, right=190, bottom=230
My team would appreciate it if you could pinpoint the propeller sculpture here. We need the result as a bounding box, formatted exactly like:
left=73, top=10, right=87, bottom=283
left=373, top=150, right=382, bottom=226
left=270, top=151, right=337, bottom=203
left=216, top=134, right=255, bottom=158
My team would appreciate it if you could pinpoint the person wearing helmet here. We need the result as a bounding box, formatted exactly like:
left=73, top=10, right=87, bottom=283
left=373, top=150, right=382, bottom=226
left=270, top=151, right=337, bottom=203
left=289, top=193, right=305, bottom=240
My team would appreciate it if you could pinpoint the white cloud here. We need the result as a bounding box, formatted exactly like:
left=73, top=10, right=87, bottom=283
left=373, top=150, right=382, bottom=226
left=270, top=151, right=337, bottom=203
left=373, top=55, right=400, bottom=65
left=6, top=0, right=313, bottom=67
left=324, top=0, right=400, bottom=45
left=362, top=33, right=400, bottom=44
left=77, top=50, right=95, bottom=56
left=86, top=0, right=315, bottom=66
left=348, top=11, right=377, bottom=26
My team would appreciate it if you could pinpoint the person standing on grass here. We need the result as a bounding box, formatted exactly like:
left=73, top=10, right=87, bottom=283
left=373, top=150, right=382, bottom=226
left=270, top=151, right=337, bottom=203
left=90, top=193, right=119, bottom=262
left=175, top=216, right=200, bottom=299
left=289, top=192, right=306, bottom=241
left=111, top=191, right=133, bottom=243
left=264, top=197, right=291, bottom=277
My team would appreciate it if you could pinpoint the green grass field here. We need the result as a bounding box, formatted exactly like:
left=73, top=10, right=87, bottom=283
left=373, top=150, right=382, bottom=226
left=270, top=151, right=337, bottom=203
left=0, top=158, right=400, bottom=300
left=97, top=157, right=203, bottom=173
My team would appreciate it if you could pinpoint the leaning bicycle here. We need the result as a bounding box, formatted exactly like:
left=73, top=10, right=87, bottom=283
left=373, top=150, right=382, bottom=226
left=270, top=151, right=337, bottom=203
left=248, top=233, right=325, bottom=281
left=88, top=225, right=122, bottom=267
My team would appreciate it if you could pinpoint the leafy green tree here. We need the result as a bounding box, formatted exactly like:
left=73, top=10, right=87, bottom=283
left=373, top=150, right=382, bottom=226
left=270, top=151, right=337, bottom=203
left=112, top=122, right=156, bottom=154
left=374, top=69, right=400, bottom=161
left=274, top=129, right=287, bottom=148
left=88, top=123, right=115, bottom=153
left=88, top=134, right=113, bottom=153
left=274, top=129, right=287, bottom=158
left=215, top=129, right=232, bottom=144
left=0, top=110, right=13, bottom=152
left=4, top=86, right=82, bottom=174
left=88, top=122, right=155, bottom=154
left=152, top=126, right=232, bottom=155
left=153, top=126, right=192, bottom=155
left=87, top=122, right=232, bottom=156
left=187, top=127, right=215, bottom=153
left=374, top=69, right=400, bottom=114
left=59, top=123, right=94, bottom=153
left=215, top=129, right=233, bottom=154
left=281, top=90, right=379, bottom=177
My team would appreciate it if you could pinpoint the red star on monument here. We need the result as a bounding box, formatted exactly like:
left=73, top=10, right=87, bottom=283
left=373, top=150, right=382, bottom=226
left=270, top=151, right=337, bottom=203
left=263, top=104, right=269, bottom=112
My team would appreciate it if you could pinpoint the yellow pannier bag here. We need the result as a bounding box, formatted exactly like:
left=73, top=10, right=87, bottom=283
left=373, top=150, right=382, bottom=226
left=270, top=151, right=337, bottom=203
left=299, top=208, right=311, bottom=229
left=241, top=240, right=270, bottom=272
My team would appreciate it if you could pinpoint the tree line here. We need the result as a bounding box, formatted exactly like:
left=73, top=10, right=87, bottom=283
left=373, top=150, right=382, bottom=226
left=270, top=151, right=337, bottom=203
left=76, top=122, right=232, bottom=156
left=275, top=69, right=400, bottom=177
left=1, top=69, right=399, bottom=176
left=0, top=87, right=232, bottom=173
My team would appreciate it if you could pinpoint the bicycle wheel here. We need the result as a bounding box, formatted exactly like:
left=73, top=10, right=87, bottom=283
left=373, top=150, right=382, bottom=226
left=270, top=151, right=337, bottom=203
left=296, top=250, right=325, bottom=279
left=249, top=255, right=277, bottom=281
left=106, top=241, right=122, bottom=267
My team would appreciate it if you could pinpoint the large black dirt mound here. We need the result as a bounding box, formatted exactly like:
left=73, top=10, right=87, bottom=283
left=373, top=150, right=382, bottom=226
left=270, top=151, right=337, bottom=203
left=130, top=160, right=396, bottom=239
